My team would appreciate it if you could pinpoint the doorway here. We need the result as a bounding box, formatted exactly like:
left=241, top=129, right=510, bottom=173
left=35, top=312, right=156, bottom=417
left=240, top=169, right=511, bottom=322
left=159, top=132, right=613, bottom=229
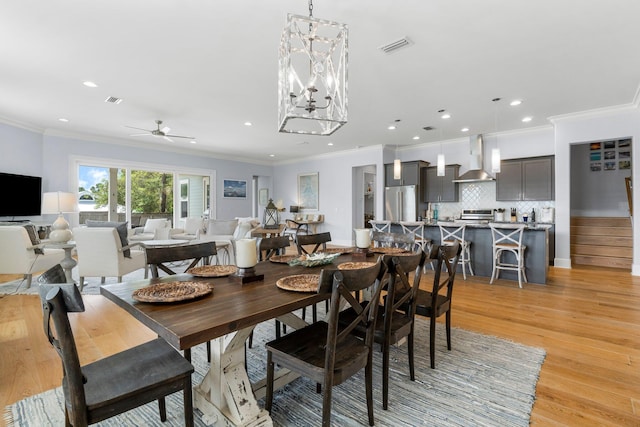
left=352, top=165, right=376, bottom=229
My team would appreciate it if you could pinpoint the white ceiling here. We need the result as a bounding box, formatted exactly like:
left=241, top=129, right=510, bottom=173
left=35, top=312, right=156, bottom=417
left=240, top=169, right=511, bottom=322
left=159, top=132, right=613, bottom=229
left=2, top=1, right=640, bottom=163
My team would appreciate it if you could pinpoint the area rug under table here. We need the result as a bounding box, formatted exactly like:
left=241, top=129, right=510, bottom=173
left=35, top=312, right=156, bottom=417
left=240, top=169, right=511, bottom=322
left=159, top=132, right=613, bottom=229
left=5, top=317, right=545, bottom=426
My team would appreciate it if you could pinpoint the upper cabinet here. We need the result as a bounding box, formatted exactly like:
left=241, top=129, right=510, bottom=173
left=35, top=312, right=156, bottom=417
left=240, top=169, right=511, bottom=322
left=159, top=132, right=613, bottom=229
left=496, top=156, right=554, bottom=201
left=425, top=164, right=460, bottom=202
left=384, top=160, right=429, bottom=187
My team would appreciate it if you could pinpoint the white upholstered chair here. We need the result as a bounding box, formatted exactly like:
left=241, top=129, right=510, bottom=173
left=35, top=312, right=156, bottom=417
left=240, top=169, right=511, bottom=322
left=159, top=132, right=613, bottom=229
left=0, top=225, right=66, bottom=288
left=128, top=218, right=172, bottom=241
left=73, top=227, right=147, bottom=291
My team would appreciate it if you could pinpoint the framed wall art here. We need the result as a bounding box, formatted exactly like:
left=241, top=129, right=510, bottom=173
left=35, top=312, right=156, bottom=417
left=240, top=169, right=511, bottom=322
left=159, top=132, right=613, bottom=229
left=298, top=172, right=319, bottom=211
left=258, top=188, right=269, bottom=206
left=223, top=179, right=247, bottom=198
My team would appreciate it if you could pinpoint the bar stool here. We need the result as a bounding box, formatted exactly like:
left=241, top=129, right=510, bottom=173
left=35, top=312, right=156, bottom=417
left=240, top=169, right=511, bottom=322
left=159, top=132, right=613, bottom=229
left=438, top=221, right=474, bottom=280
left=489, top=223, right=527, bottom=288
left=399, top=221, right=431, bottom=253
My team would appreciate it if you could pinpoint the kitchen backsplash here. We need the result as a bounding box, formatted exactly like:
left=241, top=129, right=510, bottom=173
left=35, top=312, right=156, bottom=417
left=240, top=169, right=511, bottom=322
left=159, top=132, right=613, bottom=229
left=432, top=181, right=556, bottom=222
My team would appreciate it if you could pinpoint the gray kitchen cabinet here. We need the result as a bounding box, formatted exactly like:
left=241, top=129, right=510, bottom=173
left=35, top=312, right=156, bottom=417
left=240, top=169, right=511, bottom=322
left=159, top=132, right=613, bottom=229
left=385, top=160, right=429, bottom=187
left=496, top=156, right=554, bottom=201
left=425, top=164, right=460, bottom=202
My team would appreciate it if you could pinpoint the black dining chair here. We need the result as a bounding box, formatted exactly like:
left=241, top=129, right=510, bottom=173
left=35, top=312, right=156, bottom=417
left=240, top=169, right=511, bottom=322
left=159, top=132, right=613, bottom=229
left=398, top=242, right=462, bottom=369
left=295, top=232, right=333, bottom=322
left=340, top=251, right=427, bottom=409
left=265, top=261, right=387, bottom=427
left=39, top=283, right=194, bottom=426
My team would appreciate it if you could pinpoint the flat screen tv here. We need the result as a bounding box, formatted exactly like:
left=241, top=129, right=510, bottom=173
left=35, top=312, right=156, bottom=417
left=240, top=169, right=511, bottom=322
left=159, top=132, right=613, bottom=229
left=0, top=172, right=43, bottom=217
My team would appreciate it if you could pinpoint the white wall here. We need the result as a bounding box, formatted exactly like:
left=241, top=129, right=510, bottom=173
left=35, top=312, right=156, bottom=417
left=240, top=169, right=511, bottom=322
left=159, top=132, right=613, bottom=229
left=552, top=105, right=640, bottom=272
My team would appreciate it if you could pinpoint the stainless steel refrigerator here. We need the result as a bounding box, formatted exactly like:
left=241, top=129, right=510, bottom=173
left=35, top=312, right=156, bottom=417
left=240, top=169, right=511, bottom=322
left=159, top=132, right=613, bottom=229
left=384, top=185, right=417, bottom=222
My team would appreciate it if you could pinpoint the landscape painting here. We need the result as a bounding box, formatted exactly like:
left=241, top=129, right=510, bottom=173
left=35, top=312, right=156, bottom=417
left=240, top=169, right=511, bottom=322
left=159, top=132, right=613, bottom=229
left=223, top=179, right=247, bottom=198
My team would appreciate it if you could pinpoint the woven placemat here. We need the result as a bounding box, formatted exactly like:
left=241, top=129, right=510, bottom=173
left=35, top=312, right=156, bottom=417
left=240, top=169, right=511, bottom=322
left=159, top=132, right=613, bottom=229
left=323, top=247, right=356, bottom=255
left=276, top=274, right=320, bottom=292
left=337, top=261, right=377, bottom=270
left=132, top=281, right=212, bottom=303
left=269, top=254, right=298, bottom=264
left=188, top=265, right=237, bottom=277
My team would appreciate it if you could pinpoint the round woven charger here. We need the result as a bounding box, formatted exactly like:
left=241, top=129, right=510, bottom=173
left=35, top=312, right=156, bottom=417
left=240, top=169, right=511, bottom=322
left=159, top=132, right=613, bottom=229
left=337, top=261, right=376, bottom=270
left=276, top=274, right=320, bottom=292
left=269, top=255, right=298, bottom=264
left=132, top=281, right=212, bottom=303
left=188, top=265, right=237, bottom=277
left=371, top=247, right=407, bottom=254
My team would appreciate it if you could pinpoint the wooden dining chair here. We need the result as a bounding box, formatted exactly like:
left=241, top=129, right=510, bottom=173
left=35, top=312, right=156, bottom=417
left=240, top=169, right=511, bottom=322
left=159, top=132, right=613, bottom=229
left=39, top=284, right=194, bottom=427
left=248, top=236, right=293, bottom=348
left=339, top=251, right=426, bottom=410
left=400, top=242, right=461, bottom=369
left=371, top=231, right=415, bottom=251
left=257, top=235, right=291, bottom=261
left=295, top=232, right=333, bottom=322
left=296, top=232, right=332, bottom=255
left=265, top=261, right=387, bottom=427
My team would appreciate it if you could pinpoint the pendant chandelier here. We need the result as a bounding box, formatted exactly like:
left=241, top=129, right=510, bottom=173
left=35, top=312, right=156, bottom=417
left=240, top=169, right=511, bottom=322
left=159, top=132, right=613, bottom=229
left=278, top=0, right=348, bottom=135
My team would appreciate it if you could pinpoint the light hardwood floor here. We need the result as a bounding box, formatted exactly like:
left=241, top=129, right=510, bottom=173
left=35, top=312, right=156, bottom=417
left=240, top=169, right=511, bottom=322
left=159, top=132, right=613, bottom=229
left=1, top=263, right=639, bottom=426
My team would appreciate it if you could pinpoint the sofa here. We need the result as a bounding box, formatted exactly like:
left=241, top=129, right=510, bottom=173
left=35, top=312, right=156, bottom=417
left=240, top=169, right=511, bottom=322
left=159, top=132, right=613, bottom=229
left=170, top=217, right=205, bottom=241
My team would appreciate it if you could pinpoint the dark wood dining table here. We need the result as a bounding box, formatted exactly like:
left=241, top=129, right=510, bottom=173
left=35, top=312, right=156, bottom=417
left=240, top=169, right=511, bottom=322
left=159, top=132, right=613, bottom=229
left=100, top=250, right=367, bottom=426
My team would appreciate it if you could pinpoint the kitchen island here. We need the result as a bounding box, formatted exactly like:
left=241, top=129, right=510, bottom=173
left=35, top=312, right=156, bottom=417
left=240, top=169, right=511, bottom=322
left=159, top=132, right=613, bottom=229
left=389, top=222, right=553, bottom=284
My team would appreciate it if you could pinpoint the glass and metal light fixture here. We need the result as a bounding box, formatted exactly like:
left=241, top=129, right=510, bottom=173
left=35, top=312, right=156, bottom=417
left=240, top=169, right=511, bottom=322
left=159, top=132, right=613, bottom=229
left=263, top=199, right=280, bottom=229
left=437, top=154, right=446, bottom=176
left=278, top=0, right=348, bottom=135
left=491, top=97, right=501, bottom=174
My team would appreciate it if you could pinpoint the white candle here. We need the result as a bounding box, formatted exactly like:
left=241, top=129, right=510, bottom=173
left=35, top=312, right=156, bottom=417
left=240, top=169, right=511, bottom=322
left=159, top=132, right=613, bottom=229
left=354, top=229, right=371, bottom=249
left=235, top=238, right=257, bottom=268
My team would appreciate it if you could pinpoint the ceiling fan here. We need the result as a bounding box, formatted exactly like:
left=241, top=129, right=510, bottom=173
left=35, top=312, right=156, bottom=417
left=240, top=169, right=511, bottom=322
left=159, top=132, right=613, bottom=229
left=125, top=119, right=194, bottom=142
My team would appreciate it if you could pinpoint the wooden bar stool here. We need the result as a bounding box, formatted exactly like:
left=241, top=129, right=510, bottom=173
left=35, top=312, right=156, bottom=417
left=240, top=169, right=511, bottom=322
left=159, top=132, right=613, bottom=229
left=489, top=223, right=528, bottom=288
left=438, top=221, right=474, bottom=279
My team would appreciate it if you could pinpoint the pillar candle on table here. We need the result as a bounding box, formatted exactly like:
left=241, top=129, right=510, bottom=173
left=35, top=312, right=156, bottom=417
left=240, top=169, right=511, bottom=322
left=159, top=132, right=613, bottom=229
left=354, top=229, right=371, bottom=248
left=236, top=238, right=257, bottom=268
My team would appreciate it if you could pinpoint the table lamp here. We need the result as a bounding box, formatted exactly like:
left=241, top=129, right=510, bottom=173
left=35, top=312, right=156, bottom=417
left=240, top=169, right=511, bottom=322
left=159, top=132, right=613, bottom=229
left=42, top=191, right=77, bottom=243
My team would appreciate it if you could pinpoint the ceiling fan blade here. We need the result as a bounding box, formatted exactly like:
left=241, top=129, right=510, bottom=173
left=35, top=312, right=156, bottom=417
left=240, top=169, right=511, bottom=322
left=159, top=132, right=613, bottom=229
left=165, top=134, right=195, bottom=139
left=161, top=126, right=171, bottom=133
left=129, top=133, right=151, bottom=137
left=124, top=125, right=152, bottom=132
left=163, top=136, right=174, bottom=143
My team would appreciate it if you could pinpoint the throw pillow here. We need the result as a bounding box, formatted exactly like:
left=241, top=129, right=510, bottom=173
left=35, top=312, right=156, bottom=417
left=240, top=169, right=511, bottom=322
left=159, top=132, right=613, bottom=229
left=23, top=224, right=44, bottom=254
left=85, top=220, right=131, bottom=258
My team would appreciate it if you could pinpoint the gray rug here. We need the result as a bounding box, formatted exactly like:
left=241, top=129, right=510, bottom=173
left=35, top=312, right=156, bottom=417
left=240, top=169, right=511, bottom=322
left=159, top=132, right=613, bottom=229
left=4, top=313, right=545, bottom=426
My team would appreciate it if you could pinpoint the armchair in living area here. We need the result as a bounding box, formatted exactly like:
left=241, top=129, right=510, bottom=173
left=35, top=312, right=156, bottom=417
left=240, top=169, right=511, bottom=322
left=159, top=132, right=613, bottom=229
left=128, top=218, right=172, bottom=241
left=198, top=217, right=261, bottom=263
left=73, top=226, right=147, bottom=291
left=0, top=225, right=66, bottom=288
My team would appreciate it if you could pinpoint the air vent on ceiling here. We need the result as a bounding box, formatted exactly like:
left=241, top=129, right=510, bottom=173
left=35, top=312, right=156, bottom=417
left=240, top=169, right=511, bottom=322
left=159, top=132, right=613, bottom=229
left=104, top=96, right=123, bottom=104
left=379, top=37, right=412, bottom=54
left=422, top=126, right=435, bottom=131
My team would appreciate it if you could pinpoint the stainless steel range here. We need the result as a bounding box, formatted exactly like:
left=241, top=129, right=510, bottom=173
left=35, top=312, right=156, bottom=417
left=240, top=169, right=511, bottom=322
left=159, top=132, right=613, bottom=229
left=456, top=209, right=494, bottom=224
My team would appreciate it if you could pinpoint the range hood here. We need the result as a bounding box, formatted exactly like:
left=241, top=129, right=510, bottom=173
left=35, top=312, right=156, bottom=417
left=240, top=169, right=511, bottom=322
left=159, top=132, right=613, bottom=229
left=452, top=134, right=496, bottom=183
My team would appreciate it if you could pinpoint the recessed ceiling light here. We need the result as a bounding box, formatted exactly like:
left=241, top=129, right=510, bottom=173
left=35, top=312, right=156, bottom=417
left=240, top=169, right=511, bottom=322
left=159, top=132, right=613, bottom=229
left=441, top=113, right=451, bottom=119
left=244, top=121, right=252, bottom=126
left=412, top=136, right=420, bottom=140
left=327, top=142, right=334, bottom=146
left=58, top=118, right=69, bottom=122
left=190, top=140, right=196, bottom=144
left=510, top=100, right=522, bottom=106
left=269, top=154, right=275, bottom=157
left=387, top=125, right=396, bottom=130
left=461, top=127, right=469, bottom=132
left=522, top=116, right=532, bottom=122
left=83, top=81, right=98, bottom=88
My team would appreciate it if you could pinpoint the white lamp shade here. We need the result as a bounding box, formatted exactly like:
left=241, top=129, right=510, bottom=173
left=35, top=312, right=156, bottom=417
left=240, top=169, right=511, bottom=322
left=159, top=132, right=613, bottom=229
left=437, top=154, right=446, bottom=176
left=491, top=148, right=501, bottom=173
left=42, top=191, right=77, bottom=214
